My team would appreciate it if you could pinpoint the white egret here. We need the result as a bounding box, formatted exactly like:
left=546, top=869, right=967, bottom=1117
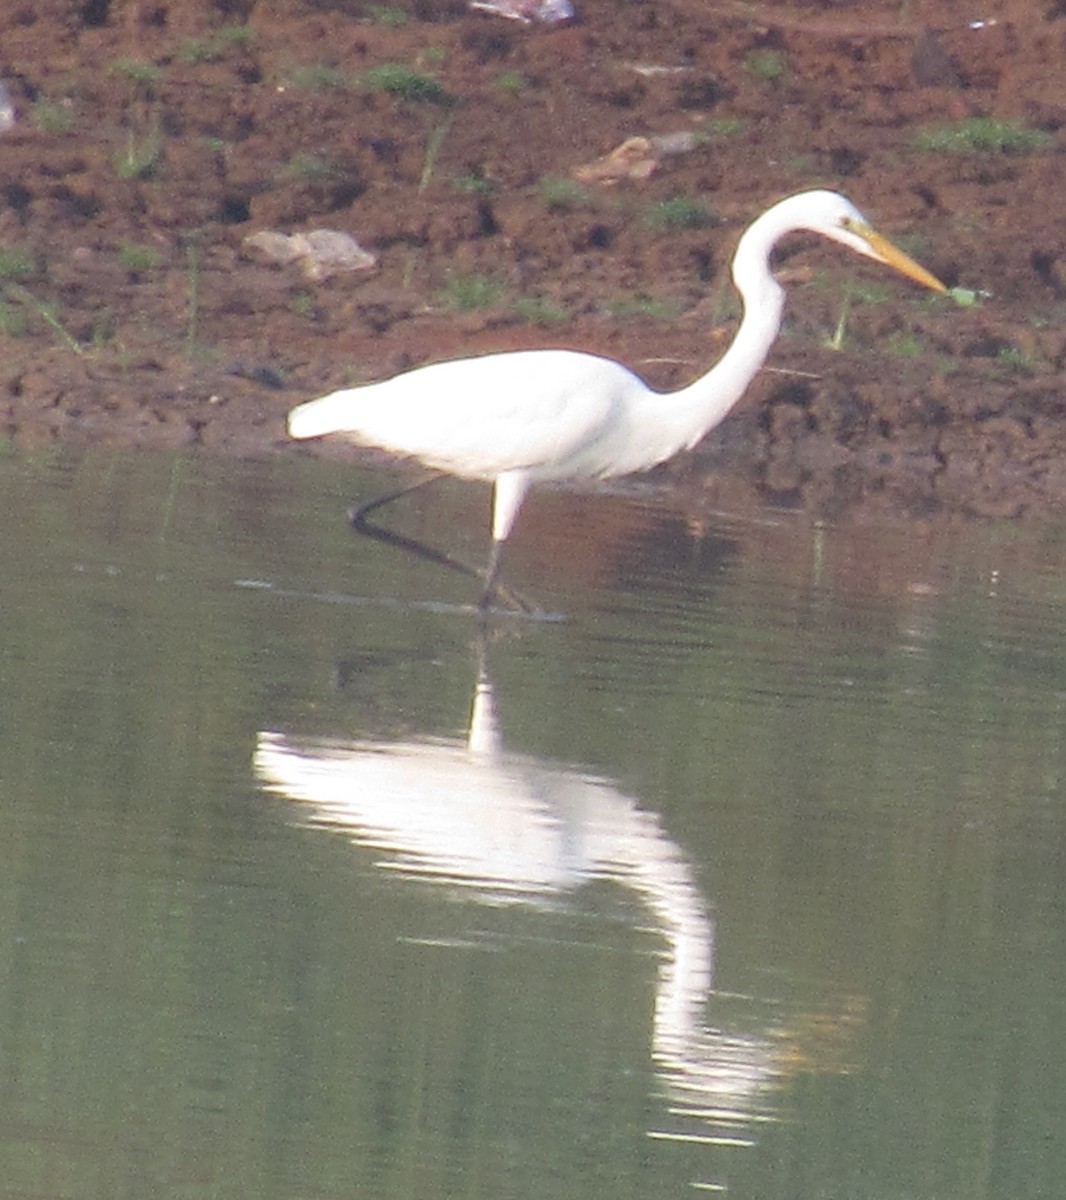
left=288, top=189, right=946, bottom=609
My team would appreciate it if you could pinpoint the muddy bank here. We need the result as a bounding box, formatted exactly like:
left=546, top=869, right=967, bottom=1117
left=2, top=0, right=1066, bottom=519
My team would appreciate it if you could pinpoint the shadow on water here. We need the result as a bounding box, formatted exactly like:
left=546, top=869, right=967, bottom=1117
left=254, top=636, right=787, bottom=1171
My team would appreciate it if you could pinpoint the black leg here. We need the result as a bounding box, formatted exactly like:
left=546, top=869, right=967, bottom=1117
left=349, top=476, right=534, bottom=614
left=348, top=471, right=443, bottom=525
left=476, top=537, right=533, bottom=615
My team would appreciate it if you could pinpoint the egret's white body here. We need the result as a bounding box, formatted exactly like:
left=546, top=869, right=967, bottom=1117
left=288, top=189, right=945, bottom=607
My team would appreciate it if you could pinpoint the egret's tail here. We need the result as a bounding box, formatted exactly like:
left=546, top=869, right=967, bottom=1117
left=287, top=391, right=352, bottom=440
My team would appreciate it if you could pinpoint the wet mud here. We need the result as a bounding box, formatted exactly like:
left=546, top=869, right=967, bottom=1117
left=2, top=0, right=1066, bottom=519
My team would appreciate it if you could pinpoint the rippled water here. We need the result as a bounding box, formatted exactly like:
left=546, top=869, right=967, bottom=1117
left=1, top=446, right=1064, bottom=1198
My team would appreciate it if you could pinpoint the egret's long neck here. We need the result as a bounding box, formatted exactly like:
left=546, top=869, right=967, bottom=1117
left=639, top=213, right=786, bottom=462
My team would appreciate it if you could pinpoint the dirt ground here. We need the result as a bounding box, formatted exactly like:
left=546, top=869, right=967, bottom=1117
left=1, top=0, right=1065, bottom=520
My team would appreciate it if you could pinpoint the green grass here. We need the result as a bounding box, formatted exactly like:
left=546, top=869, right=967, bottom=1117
left=822, top=282, right=895, bottom=351
left=645, top=194, right=714, bottom=230
left=291, top=291, right=319, bottom=319
left=603, top=294, right=685, bottom=321
left=418, top=116, right=454, bottom=194
left=996, top=344, right=1034, bottom=370
left=118, top=243, right=163, bottom=271
left=537, top=174, right=592, bottom=212
left=702, top=116, right=747, bottom=138
left=178, top=25, right=253, bottom=63
left=845, top=282, right=892, bottom=305
left=363, top=63, right=451, bottom=105
left=276, top=152, right=342, bottom=182
left=87, top=309, right=116, bottom=350
left=109, top=56, right=162, bottom=86
left=31, top=99, right=74, bottom=133
left=0, top=247, right=36, bottom=280
left=913, top=116, right=1053, bottom=154
left=2, top=283, right=85, bottom=354
left=0, top=298, right=28, bottom=337
left=496, top=71, right=529, bottom=94
left=114, top=127, right=164, bottom=179
left=366, top=5, right=409, bottom=24
left=824, top=291, right=852, bottom=352
left=452, top=169, right=496, bottom=195
left=889, top=333, right=926, bottom=358
left=286, top=64, right=350, bottom=90
left=440, top=272, right=505, bottom=311
left=742, top=49, right=787, bottom=82
left=514, top=296, right=570, bottom=325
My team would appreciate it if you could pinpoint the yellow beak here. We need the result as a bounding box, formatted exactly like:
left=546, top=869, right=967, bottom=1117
left=861, top=226, right=947, bottom=293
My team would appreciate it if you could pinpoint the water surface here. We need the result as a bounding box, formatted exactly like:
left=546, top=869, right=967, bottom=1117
left=1, top=447, right=1063, bottom=1198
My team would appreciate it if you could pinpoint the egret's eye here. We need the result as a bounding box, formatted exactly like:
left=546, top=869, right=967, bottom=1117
left=841, top=216, right=876, bottom=245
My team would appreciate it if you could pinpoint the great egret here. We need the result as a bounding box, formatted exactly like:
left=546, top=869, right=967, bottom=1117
left=288, top=189, right=946, bottom=609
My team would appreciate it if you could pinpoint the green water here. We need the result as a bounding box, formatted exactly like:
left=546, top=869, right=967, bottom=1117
left=0, top=446, right=1063, bottom=1198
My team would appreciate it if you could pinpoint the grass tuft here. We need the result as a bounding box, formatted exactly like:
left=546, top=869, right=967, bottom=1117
left=742, top=49, right=787, bottom=83
left=179, top=25, right=253, bottom=63
left=366, top=5, right=408, bottom=24
left=118, top=243, right=163, bottom=271
left=2, top=282, right=85, bottom=354
left=109, top=56, right=162, bottom=87
left=31, top=99, right=75, bottom=133
left=363, top=63, right=451, bottom=105
left=114, top=127, right=164, bottom=179
left=276, top=153, right=342, bottom=182
left=514, top=296, right=570, bottom=325
left=913, top=116, right=1053, bottom=155
left=537, top=174, right=592, bottom=212
left=0, top=247, right=36, bottom=280
left=645, top=194, right=714, bottom=230
left=440, top=272, right=504, bottom=311
left=603, top=294, right=685, bottom=321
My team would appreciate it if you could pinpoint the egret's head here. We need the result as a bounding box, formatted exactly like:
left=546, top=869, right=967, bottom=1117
left=807, top=190, right=947, bottom=293
left=738, top=190, right=947, bottom=297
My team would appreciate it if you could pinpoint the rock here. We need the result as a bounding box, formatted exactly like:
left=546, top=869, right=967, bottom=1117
left=242, top=230, right=377, bottom=281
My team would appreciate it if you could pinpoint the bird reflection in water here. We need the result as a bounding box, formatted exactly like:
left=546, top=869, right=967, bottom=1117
left=254, top=653, right=783, bottom=1150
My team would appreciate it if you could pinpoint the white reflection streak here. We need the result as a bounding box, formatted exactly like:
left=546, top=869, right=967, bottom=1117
left=253, top=667, right=779, bottom=1135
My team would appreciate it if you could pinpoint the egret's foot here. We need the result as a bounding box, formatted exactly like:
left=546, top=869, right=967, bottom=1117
left=477, top=578, right=536, bottom=617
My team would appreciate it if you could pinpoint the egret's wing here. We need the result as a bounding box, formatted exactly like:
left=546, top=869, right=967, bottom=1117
left=292, top=350, right=638, bottom=480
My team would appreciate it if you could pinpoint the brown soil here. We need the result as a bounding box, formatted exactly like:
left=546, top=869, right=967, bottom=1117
left=2, top=0, right=1066, bottom=520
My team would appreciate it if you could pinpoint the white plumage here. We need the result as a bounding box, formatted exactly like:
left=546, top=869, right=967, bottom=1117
left=289, top=189, right=945, bottom=608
